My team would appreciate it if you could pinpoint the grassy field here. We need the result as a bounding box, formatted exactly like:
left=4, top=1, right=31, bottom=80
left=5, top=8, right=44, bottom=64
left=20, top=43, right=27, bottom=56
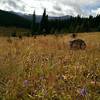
left=0, top=27, right=30, bottom=36
left=0, top=32, right=100, bottom=100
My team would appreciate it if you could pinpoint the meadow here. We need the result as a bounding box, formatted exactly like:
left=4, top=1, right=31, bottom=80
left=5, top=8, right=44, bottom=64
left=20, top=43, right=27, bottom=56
left=0, top=32, right=100, bottom=100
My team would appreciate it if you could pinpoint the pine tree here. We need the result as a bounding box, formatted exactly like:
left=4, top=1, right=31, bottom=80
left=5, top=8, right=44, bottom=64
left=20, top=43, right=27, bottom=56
left=40, top=9, right=48, bottom=34
left=31, top=10, right=36, bottom=36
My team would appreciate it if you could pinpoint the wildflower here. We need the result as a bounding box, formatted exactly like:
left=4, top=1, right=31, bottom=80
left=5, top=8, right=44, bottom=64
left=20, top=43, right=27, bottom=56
left=23, top=80, right=29, bottom=87
left=80, top=88, right=87, bottom=96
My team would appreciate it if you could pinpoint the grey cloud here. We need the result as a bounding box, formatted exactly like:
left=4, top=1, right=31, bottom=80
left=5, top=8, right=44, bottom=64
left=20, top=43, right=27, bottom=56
left=48, top=11, right=65, bottom=16
left=53, top=6, right=62, bottom=12
left=48, top=11, right=58, bottom=15
left=51, top=0, right=100, bottom=16
left=0, top=0, right=26, bottom=12
left=60, top=1, right=84, bottom=15
left=0, top=0, right=99, bottom=16
left=8, top=0, right=20, bottom=8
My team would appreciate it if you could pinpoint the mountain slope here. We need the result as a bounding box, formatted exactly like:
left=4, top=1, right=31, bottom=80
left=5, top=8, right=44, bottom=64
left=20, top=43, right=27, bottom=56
left=0, top=9, right=71, bottom=29
left=0, top=10, right=31, bottom=28
left=14, top=12, right=71, bottom=23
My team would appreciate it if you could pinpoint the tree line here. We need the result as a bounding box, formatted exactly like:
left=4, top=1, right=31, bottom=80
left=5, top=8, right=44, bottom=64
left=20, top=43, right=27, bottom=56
left=31, top=9, right=100, bottom=35
left=0, top=9, right=100, bottom=36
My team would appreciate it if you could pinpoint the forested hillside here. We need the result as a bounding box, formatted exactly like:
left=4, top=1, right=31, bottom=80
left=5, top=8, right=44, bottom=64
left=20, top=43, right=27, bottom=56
left=0, top=10, right=31, bottom=29
left=0, top=9, right=100, bottom=36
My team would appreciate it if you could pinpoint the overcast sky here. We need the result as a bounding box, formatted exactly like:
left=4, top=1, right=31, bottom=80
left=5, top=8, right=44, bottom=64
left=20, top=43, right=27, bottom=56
left=0, top=0, right=100, bottom=16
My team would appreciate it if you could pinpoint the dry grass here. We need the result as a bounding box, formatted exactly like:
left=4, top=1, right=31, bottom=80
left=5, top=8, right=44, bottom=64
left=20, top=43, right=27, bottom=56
left=0, top=32, right=100, bottom=100
left=0, top=27, right=30, bottom=36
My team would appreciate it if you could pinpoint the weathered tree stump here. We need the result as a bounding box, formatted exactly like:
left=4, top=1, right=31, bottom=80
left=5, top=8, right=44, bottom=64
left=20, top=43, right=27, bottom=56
left=69, top=39, right=86, bottom=50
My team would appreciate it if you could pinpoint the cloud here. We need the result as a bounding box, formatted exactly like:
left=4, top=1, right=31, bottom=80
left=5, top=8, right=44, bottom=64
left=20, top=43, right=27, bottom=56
left=0, top=0, right=26, bottom=12
left=91, top=8, right=100, bottom=15
left=53, top=6, right=62, bottom=12
left=0, top=0, right=100, bottom=16
left=53, top=0, right=100, bottom=16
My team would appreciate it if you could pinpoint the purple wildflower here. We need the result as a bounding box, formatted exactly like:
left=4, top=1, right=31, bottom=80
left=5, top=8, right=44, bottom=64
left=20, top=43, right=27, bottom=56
left=80, top=88, right=87, bottom=96
left=23, top=80, right=29, bottom=87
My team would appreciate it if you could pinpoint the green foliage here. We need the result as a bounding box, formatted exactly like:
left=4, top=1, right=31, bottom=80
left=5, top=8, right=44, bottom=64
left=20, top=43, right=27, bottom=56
left=44, top=15, right=100, bottom=34
left=40, top=9, right=49, bottom=34
left=31, top=11, right=37, bottom=36
left=0, top=9, right=100, bottom=36
left=0, top=10, right=31, bottom=29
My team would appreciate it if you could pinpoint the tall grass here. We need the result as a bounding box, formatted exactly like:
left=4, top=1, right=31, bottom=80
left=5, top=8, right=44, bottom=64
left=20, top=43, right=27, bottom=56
left=0, top=32, right=100, bottom=100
